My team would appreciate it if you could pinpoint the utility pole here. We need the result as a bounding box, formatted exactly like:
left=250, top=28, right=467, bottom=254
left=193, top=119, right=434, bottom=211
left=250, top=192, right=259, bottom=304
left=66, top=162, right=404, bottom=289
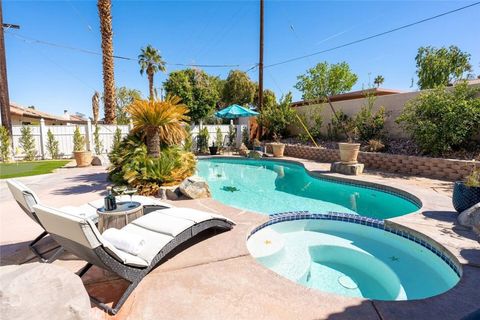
left=258, top=0, right=264, bottom=112
left=0, top=1, right=19, bottom=136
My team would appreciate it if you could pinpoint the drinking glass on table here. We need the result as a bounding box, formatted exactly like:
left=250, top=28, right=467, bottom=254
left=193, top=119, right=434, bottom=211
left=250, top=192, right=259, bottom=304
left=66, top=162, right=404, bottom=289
left=125, top=188, right=138, bottom=208
left=112, top=185, right=127, bottom=202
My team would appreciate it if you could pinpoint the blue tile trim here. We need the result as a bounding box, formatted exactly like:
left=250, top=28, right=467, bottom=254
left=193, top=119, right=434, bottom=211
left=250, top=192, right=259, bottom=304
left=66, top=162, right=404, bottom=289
left=249, top=211, right=461, bottom=278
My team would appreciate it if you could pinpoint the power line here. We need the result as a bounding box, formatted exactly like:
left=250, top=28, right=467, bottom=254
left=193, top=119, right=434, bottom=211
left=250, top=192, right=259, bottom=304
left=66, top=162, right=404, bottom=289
left=265, top=2, right=480, bottom=69
left=5, top=31, right=245, bottom=68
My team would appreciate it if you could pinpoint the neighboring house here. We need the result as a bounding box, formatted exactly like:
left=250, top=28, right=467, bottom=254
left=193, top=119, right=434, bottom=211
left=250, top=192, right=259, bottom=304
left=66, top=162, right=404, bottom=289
left=10, top=102, right=89, bottom=125
left=290, top=88, right=403, bottom=108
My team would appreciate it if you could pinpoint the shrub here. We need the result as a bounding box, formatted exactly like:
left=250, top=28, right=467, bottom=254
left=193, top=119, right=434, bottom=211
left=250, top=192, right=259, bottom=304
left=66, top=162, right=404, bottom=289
left=228, top=124, right=236, bottom=146
left=258, top=92, right=296, bottom=139
left=327, top=111, right=356, bottom=141
left=183, top=124, right=193, bottom=152
left=109, top=133, right=196, bottom=195
left=73, top=126, right=86, bottom=152
left=355, top=92, right=388, bottom=142
left=0, top=126, right=11, bottom=162
left=296, top=107, right=323, bottom=140
left=111, top=127, right=123, bottom=152
left=215, top=127, right=223, bottom=150
left=366, top=139, right=385, bottom=152
left=197, top=127, right=209, bottom=153
left=242, top=126, right=249, bottom=147
left=93, top=125, right=103, bottom=155
left=46, top=129, right=59, bottom=159
left=19, top=126, right=36, bottom=161
left=396, top=82, right=480, bottom=156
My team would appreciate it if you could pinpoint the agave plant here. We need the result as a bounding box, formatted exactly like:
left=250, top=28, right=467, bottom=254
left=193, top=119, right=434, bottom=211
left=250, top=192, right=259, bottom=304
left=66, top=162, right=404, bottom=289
left=127, top=96, right=190, bottom=157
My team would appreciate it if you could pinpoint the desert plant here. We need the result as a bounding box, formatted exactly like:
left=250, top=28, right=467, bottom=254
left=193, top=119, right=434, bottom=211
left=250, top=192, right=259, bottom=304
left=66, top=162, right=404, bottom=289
left=197, top=127, right=210, bottom=153
left=366, top=139, right=385, bottom=152
left=73, top=126, right=86, bottom=152
left=396, top=82, right=480, bottom=156
left=93, top=125, right=103, bottom=155
left=109, top=133, right=196, bottom=195
left=0, top=126, right=11, bottom=162
left=215, top=127, right=223, bottom=151
left=228, top=123, right=236, bottom=146
left=46, top=129, right=59, bottom=159
left=19, top=126, right=36, bottom=161
left=127, top=96, right=190, bottom=157
left=183, top=124, right=193, bottom=152
left=355, top=91, right=388, bottom=142
left=465, top=168, right=480, bottom=187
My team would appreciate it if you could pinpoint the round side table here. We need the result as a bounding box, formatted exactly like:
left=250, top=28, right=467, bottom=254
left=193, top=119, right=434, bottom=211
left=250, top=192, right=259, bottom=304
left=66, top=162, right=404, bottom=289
left=97, top=201, right=143, bottom=233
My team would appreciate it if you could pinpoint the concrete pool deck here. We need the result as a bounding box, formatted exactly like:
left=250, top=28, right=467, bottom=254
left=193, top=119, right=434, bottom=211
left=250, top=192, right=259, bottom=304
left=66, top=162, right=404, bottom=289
left=0, top=158, right=478, bottom=319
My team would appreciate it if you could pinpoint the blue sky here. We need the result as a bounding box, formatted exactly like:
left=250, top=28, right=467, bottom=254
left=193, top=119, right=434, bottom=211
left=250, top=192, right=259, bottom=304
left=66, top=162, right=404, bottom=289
left=3, top=0, right=479, bottom=117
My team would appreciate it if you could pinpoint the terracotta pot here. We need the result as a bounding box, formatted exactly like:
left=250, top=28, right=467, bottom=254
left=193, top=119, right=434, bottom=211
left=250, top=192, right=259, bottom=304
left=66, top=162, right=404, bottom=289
left=74, top=151, right=92, bottom=167
left=271, top=143, right=285, bottom=157
left=338, top=143, right=360, bottom=164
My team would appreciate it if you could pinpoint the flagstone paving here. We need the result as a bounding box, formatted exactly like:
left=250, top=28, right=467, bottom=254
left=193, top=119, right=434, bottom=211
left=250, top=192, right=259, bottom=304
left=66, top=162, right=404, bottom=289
left=0, top=158, right=478, bottom=320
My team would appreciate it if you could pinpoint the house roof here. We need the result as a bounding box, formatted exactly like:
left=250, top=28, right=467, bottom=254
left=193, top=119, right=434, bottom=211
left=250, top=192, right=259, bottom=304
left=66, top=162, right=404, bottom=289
left=10, top=103, right=88, bottom=123
left=290, top=88, right=404, bottom=108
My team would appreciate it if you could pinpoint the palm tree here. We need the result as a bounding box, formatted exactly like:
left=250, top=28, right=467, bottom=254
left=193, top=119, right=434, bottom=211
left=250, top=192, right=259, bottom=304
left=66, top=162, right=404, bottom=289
left=97, top=0, right=116, bottom=124
left=127, top=96, right=189, bottom=157
left=373, top=75, right=385, bottom=88
left=138, top=45, right=166, bottom=100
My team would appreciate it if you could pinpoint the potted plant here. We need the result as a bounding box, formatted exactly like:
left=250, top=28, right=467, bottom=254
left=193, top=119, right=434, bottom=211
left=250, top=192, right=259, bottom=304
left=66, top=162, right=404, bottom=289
left=209, top=142, right=218, bottom=155
left=73, top=126, right=92, bottom=167
left=270, top=133, right=285, bottom=157
left=453, top=163, right=480, bottom=213
left=326, top=97, right=360, bottom=164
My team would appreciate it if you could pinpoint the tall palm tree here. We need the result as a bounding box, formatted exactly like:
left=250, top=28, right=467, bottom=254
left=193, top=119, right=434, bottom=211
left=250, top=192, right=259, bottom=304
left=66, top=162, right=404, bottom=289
left=138, top=45, right=166, bottom=100
left=97, top=0, right=116, bottom=124
left=127, top=96, right=189, bottom=158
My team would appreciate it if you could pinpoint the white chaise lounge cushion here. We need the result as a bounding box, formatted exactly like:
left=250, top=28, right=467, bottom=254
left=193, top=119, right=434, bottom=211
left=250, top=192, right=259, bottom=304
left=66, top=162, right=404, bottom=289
left=102, top=228, right=145, bottom=256
left=6, top=179, right=41, bottom=222
left=58, top=204, right=99, bottom=222
left=159, top=207, right=235, bottom=224
left=131, top=212, right=194, bottom=237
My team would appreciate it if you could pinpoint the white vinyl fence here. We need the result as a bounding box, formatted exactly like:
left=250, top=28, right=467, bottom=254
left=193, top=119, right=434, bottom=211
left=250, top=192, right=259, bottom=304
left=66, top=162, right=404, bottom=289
left=10, top=118, right=247, bottom=160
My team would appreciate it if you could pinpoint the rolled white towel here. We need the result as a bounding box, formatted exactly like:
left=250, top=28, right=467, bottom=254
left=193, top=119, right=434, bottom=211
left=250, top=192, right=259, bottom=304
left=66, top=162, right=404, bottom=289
left=102, top=228, right=145, bottom=256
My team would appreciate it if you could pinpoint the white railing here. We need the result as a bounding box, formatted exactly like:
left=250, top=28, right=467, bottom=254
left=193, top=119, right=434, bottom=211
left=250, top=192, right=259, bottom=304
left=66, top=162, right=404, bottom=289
left=9, top=119, right=247, bottom=160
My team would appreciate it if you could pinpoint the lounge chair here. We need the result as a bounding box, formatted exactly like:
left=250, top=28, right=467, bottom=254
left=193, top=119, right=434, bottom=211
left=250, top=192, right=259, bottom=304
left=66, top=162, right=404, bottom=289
left=32, top=204, right=235, bottom=314
left=6, top=179, right=172, bottom=263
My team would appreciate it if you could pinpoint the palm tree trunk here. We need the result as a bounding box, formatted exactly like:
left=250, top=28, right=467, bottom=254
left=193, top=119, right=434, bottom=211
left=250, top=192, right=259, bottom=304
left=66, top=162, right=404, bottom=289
left=148, top=69, right=154, bottom=100
left=146, top=127, right=160, bottom=157
left=98, top=0, right=116, bottom=124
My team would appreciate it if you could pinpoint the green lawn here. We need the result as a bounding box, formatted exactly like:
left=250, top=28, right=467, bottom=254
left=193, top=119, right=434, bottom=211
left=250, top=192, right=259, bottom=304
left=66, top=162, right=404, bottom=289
left=0, top=160, right=70, bottom=179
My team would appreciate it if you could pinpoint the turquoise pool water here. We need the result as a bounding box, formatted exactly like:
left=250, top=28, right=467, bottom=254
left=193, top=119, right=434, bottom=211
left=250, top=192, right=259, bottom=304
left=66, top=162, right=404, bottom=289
left=197, top=158, right=420, bottom=219
left=247, top=219, right=460, bottom=300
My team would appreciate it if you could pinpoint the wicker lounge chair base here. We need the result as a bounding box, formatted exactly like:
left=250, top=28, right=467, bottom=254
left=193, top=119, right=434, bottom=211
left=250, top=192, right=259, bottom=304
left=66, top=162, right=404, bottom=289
left=28, top=231, right=64, bottom=263
left=33, top=205, right=235, bottom=315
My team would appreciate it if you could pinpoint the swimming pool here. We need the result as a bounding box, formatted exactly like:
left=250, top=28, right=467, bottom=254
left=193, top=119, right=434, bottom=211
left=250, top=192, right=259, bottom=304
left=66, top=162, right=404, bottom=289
left=247, top=213, right=460, bottom=300
left=197, top=158, right=420, bottom=219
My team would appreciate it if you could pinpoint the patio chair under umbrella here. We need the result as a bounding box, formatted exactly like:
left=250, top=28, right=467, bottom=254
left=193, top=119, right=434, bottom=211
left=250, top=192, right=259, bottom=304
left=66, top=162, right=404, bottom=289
left=215, top=104, right=259, bottom=119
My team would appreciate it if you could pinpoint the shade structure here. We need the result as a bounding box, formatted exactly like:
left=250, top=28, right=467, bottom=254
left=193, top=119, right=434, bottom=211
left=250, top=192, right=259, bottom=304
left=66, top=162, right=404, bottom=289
left=215, top=104, right=259, bottom=119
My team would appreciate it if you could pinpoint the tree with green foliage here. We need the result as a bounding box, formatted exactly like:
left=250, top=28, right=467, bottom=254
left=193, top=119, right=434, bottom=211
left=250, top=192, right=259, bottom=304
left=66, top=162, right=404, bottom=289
left=222, top=70, right=256, bottom=106
left=163, top=69, right=221, bottom=123
left=115, top=87, right=142, bottom=125
left=46, top=129, right=60, bottom=159
left=73, top=126, right=86, bottom=152
left=227, top=124, right=236, bottom=147
left=197, top=127, right=210, bottom=153
left=396, top=82, right=480, bottom=155
left=112, top=127, right=122, bottom=152
left=354, top=91, right=387, bottom=142
left=295, top=61, right=358, bottom=101
left=0, top=126, right=11, bottom=162
left=373, top=75, right=384, bottom=88
left=19, top=126, right=36, bottom=161
left=215, top=127, right=223, bottom=150
left=416, top=46, right=473, bottom=89
left=93, top=125, right=103, bottom=154
left=138, top=44, right=166, bottom=100
left=258, top=92, right=296, bottom=139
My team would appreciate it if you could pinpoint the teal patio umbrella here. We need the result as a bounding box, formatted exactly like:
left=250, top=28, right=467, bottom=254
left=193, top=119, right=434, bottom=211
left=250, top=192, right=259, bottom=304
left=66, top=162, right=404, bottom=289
left=215, top=104, right=259, bottom=119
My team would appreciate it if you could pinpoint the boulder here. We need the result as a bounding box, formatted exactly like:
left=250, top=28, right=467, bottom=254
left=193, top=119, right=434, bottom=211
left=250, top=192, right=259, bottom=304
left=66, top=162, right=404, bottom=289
left=330, top=162, right=364, bottom=175
left=0, top=263, right=92, bottom=320
left=458, top=203, right=480, bottom=234
left=158, top=185, right=181, bottom=200
left=179, top=176, right=211, bottom=199
left=91, top=154, right=110, bottom=167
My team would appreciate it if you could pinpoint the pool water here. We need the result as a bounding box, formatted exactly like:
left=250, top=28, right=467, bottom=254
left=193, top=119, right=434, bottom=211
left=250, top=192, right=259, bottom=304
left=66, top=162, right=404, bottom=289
left=197, top=158, right=420, bottom=219
left=247, top=219, right=460, bottom=300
